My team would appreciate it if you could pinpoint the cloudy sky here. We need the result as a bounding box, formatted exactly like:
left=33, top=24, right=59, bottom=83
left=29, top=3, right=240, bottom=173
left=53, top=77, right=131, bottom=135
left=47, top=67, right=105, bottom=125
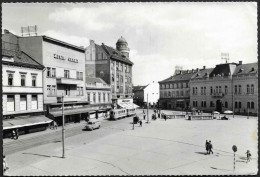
left=2, top=2, right=257, bottom=86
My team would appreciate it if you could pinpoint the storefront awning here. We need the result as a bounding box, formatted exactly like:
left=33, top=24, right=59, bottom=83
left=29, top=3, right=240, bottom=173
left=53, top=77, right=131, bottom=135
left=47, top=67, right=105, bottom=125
left=118, top=102, right=139, bottom=109
left=3, top=115, right=53, bottom=130
left=50, top=107, right=97, bottom=117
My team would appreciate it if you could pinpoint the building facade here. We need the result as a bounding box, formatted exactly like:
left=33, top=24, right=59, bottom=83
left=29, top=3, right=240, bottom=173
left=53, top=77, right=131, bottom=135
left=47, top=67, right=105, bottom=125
left=133, top=81, right=160, bottom=108
left=85, top=36, right=134, bottom=108
left=159, top=69, right=198, bottom=110
left=2, top=30, right=52, bottom=137
left=190, top=61, right=258, bottom=115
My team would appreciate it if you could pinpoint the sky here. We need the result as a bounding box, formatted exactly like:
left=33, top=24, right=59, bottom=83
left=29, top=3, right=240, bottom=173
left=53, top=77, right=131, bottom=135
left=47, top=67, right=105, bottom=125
left=2, top=2, right=258, bottom=86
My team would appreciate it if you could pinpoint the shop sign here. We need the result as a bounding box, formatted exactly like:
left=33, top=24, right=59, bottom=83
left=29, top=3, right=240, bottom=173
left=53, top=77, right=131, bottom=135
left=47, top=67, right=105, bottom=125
left=53, top=54, right=79, bottom=63
left=118, top=99, right=133, bottom=104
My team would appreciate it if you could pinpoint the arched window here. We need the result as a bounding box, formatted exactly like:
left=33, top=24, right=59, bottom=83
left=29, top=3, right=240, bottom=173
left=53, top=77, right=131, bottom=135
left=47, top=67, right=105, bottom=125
left=251, top=84, right=254, bottom=94
left=251, top=102, right=254, bottom=109
left=210, top=86, right=213, bottom=95
left=238, top=85, right=241, bottom=94
left=234, top=85, right=237, bottom=94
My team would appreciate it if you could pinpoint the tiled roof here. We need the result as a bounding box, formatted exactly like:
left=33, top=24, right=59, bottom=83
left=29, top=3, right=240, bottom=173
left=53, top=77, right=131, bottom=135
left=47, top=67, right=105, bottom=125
left=133, top=85, right=148, bottom=91
left=160, top=70, right=197, bottom=83
left=85, top=76, right=107, bottom=84
left=209, top=63, right=237, bottom=77
left=2, top=49, right=44, bottom=69
left=233, top=62, right=258, bottom=76
left=191, top=68, right=214, bottom=79
left=101, top=44, right=133, bottom=65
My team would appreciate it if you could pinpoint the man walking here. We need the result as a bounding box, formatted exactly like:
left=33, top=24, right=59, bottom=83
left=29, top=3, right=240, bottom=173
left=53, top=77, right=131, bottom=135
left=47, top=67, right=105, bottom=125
left=246, top=150, right=252, bottom=162
left=205, top=140, right=209, bottom=154
left=139, top=120, right=142, bottom=127
left=208, top=141, right=213, bottom=154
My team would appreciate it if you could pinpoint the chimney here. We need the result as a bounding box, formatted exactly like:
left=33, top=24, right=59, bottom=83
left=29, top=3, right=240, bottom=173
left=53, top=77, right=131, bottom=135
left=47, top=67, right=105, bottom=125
left=203, top=66, right=206, bottom=69
left=239, top=61, right=242, bottom=65
left=196, top=68, right=199, bottom=72
left=4, top=29, right=10, bottom=34
left=191, top=69, right=194, bottom=73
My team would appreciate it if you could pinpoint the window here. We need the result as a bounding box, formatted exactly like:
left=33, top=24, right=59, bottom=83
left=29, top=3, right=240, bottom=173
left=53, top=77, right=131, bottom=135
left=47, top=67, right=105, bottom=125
left=77, top=72, right=83, bottom=80
left=235, top=85, right=237, bottom=94
left=201, top=101, right=203, bottom=107
left=238, top=85, right=241, bottom=94
left=172, top=91, right=175, bottom=97
left=47, top=67, right=51, bottom=77
left=251, top=84, right=254, bottom=94
left=31, top=95, right=38, bottom=110
left=93, top=93, right=96, bottom=103
left=103, top=93, right=106, bottom=102
left=20, top=95, right=27, bottom=111
left=164, top=92, right=167, bottom=97
left=98, top=93, right=101, bottom=103
left=181, top=91, right=183, bottom=96
left=225, top=86, right=228, bottom=94
left=51, top=68, right=56, bottom=77
left=225, top=101, right=228, bottom=108
left=47, top=85, right=51, bottom=96
left=216, top=86, right=219, bottom=93
left=21, top=75, right=26, bottom=86
left=108, top=93, right=110, bottom=101
left=201, top=87, right=203, bottom=95
left=204, top=87, right=206, bottom=95
left=120, top=76, right=123, bottom=83
left=52, top=86, right=56, bottom=95
left=87, top=93, right=90, bottom=102
left=7, top=95, right=15, bottom=112
left=235, top=102, right=238, bottom=108
left=168, top=91, right=171, bottom=97
left=239, top=102, right=241, bottom=109
left=210, top=101, right=214, bottom=107
left=170, top=84, right=173, bottom=88
left=210, top=86, right=213, bottom=95
left=65, top=86, right=70, bottom=96
left=247, top=102, right=250, bottom=109
left=251, top=102, right=254, bottom=109
left=176, top=91, right=179, bottom=96
left=247, top=84, right=250, bottom=94
left=32, top=75, right=36, bottom=87
left=195, top=87, right=198, bottom=95
left=64, top=70, right=70, bottom=78
left=116, top=74, right=119, bottom=82
left=8, top=73, right=13, bottom=86
left=219, top=86, right=222, bottom=93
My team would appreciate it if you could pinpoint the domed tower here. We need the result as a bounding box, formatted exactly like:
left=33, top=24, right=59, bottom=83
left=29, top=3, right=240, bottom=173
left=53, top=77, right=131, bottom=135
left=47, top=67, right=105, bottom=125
left=116, top=36, right=130, bottom=58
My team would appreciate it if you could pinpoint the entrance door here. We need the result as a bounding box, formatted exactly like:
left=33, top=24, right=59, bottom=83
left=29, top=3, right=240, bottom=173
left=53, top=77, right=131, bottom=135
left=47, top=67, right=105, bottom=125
left=216, top=100, right=222, bottom=113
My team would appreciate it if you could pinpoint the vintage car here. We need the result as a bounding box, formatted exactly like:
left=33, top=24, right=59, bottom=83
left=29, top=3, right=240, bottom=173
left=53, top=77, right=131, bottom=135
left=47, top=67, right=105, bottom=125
left=85, top=119, right=101, bottom=131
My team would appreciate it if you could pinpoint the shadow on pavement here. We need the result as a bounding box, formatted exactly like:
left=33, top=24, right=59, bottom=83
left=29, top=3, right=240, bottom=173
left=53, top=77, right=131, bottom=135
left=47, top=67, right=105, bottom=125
left=195, top=152, right=208, bottom=155
left=210, top=167, right=233, bottom=171
left=22, top=152, right=63, bottom=159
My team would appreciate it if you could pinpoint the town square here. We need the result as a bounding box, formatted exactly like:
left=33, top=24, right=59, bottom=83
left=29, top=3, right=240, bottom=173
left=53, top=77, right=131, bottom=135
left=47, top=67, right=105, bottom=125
left=1, top=2, right=258, bottom=176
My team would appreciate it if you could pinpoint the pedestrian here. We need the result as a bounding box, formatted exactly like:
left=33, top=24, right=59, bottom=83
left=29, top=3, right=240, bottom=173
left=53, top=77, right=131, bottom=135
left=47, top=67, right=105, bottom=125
left=12, top=129, right=16, bottom=140
left=208, top=141, right=213, bottom=154
left=143, top=109, right=145, bottom=114
left=53, top=121, right=58, bottom=129
left=164, top=114, right=167, bottom=121
left=143, top=114, right=146, bottom=120
left=3, top=155, right=9, bottom=174
left=15, top=129, right=19, bottom=139
left=139, top=120, right=142, bottom=127
left=205, top=140, right=209, bottom=154
left=246, top=150, right=252, bottom=162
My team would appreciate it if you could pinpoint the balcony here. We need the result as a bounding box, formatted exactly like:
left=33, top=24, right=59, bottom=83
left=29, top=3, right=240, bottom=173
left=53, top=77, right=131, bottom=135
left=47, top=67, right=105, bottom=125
left=56, top=77, right=82, bottom=85
left=212, top=92, right=225, bottom=98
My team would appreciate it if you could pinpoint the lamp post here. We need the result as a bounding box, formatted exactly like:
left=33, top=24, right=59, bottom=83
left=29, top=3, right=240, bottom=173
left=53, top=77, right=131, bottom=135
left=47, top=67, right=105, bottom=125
left=146, top=94, right=149, bottom=123
left=62, top=94, right=65, bottom=158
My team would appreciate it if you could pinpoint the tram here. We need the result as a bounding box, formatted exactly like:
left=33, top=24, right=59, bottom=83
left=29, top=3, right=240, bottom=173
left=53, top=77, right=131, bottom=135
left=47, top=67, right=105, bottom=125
left=110, top=108, right=136, bottom=120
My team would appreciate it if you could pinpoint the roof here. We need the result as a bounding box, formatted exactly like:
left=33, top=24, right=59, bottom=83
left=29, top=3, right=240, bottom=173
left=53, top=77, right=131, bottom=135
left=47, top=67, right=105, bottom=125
left=191, top=68, right=214, bottom=79
left=101, top=44, right=133, bottom=65
left=85, top=76, right=107, bottom=85
left=209, top=63, right=237, bottom=77
left=233, top=62, right=258, bottom=76
left=133, top=85, right=148, bottom=91
left=159, top=70, right=197, bottom=83
left=116, top=36, right=127, bottom=43
left=2, top=49, right=44, bottom=69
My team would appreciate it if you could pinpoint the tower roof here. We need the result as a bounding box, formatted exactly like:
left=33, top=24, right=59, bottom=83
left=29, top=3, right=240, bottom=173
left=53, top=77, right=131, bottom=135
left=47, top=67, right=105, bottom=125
left=117, top=36, right=127, bottom=43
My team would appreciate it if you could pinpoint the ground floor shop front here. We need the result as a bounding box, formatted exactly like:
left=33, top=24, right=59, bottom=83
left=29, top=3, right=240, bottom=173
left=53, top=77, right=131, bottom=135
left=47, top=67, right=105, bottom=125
left=158, top=98, right=190, bottom=110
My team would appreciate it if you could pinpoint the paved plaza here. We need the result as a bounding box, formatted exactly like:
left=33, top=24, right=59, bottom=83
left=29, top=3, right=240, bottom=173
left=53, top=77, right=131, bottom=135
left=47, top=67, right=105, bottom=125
left=4, top=112, right=258, bottom=176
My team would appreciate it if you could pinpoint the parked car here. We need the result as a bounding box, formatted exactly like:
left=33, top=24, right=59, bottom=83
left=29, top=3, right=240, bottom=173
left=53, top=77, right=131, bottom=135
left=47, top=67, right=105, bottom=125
left=85, top=119, right=101, bottom=131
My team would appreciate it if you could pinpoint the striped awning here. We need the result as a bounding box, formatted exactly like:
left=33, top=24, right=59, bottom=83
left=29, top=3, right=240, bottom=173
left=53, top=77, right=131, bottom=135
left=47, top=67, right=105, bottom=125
left=3, top=115, right=52, bottom=130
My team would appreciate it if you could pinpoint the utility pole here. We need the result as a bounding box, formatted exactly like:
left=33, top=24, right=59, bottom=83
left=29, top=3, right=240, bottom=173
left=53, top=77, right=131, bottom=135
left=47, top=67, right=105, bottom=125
left=146, top=94, right=149, bottom=123
left=231, top=75, right=234, bottom=118
left=62, top=93, right=65, bottom=158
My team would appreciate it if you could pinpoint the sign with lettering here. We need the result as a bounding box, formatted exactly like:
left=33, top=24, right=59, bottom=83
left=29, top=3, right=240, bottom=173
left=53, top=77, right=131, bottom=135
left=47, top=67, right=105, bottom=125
left=53, top=54, right=78, bottom=63
left=118, top=99, right=133, bottom=104
left=190, top=116, right=213, bottom=120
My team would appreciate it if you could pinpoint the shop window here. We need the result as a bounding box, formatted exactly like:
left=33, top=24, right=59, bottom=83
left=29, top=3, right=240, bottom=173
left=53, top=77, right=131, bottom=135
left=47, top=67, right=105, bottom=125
left=21, top=74, right=26, bottom=86
left=31, top=95, right=38, bottom=110
left=8, top=73, right=13, bottom=86
left=7, top=95, right=15, bottom=112
left=32, top=75, right=37, bottom=87
left=20, top=95, right=27, bottom=111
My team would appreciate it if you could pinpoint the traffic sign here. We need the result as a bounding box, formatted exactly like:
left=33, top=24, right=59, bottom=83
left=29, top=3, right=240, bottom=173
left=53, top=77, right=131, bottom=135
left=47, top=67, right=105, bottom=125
left=232, top=145, right=237, bottom=152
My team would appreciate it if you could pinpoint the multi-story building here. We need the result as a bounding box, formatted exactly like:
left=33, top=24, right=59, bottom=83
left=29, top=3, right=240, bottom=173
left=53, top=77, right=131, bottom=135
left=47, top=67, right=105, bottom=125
left=85, top=76, right=112, bottom=119
left=133, top=81, right=160, bottom=108
left=159, top=69, right=199, bottom=110
left=3, top=30, right=91, bottom=125
left=85, top=36, right=134, bottom=108
left=190, top=61, right=258, bottom=115
left=2, top=30, right=52, bottom=137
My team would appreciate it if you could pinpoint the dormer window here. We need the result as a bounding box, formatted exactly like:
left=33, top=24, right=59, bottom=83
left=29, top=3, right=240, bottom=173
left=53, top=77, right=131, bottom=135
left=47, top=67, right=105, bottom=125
left=251, top=67, right=255, bottom=71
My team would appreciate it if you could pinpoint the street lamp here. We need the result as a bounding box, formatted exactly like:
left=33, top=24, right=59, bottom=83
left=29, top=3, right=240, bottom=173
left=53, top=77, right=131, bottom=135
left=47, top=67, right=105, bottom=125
left=146, top=93, right=149, bottom=124
left=61, top=94, right=65, bottom=158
